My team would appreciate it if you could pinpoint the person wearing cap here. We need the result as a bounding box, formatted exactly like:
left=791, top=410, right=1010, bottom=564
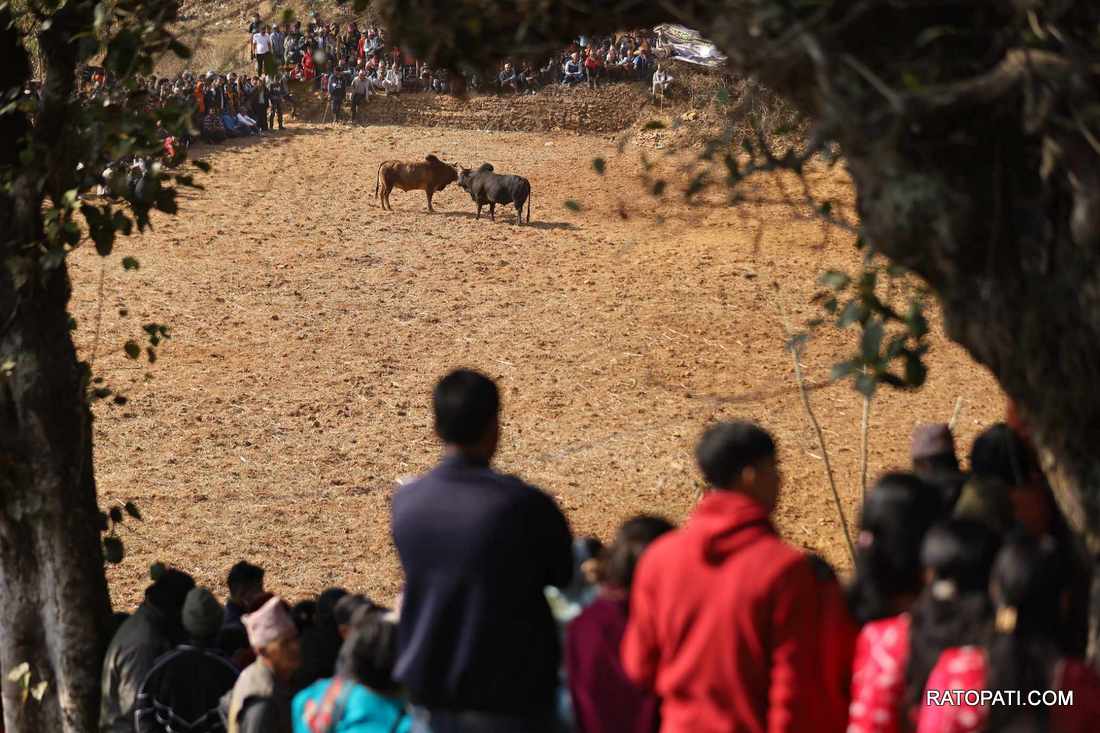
left=910, top=422, right=966, bottom=509
left=392, top=370, right=573, bottom=732
left=134, top=587, right=240, bottom=733
left=225, top=596, right=301, bottom=733
left=101, top=569, right=196, bottom=733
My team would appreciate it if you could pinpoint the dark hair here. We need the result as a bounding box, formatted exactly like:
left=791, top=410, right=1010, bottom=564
left=970, top=423, right=1036, bottom=487
left=227, top=561, right=264, bottom=593
left=316, top=587, right=349, bottom=627
left=145, top=569, right=196, bottom=615
left=905, top=519, right=1000, bottom=711
left=602, top=515, right=674, bottom=590
left=432, top=369, right=500, bottom=446
left=695, top=421, right=776, bottom=489
left=986, top=534, right=1070, bottom=732
left=291, top=599, right=317, bottom=633
left=337, top=614, right=400, bottom=694
left=333, top=593, right=375, bottom=628
left=847, top=473, right=945, bottom=624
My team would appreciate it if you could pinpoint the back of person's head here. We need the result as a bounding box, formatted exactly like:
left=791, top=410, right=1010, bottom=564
left=906, top=518, right=1000, bottom=711
left=601, top=515, right=675, bottom=591
left=432, top=369, right=500, bottom=447
left=848, top=472, right=945, bottom=624
left=145, top=568, right=196, bottom=617
left=985, top=533, right=1070, bottom=732
left=227, top=560, right=264, bottom=599
left=337, top=613, right=401, bottom=695
left=970, top=423, right=1035, bottom=487
left=333, top=594, right=375, bottom=636
left=182, top=587, right=225, bottom=644
left=316, top=587, right=349, bottom=627
left=291, top=599, right=317, bottom=632
left=695, top=420, right=776, bottom=489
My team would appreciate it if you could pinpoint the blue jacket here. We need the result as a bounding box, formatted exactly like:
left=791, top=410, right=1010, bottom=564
left=292, top=678, right=411, bottom=733
left=391, top=454, right=573, bottom=715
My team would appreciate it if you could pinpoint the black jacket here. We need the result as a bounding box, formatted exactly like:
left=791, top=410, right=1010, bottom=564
left=392, top=454, right=573, bottom=716
left=135, top=644, right=239, bottom=733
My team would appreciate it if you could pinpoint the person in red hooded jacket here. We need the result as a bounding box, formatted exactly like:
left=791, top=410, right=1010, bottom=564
left=621, top=420, right=856, bottom=733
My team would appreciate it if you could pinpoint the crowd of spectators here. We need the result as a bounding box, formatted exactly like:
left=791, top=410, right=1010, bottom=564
left=94, top=366, right=1100, bottom=733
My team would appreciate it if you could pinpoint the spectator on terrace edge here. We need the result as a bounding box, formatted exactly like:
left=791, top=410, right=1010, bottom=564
left=621, top=421, right=857, bottom=733
left=392, top=369, right=574, bottom=733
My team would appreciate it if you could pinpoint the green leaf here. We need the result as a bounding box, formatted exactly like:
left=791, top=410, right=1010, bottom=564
left=103, top=536, right=124, bottom=564
left=121, top=256, right=140, bottom=271
left=905, top=352, right=928, bottom=387
left=823, top=297, right=838, bottom=314
left=591, top=158, right=605, bottom=175
left=123, top=340, right=140, bottom=359
left=30, top=680, right=48, bottom=702
left=192, top=159, right=211, bottom=173
left=564, top=200, right=581, bottom=212
left=652, top=180, right=667, bottom=196
left=861, top=319, right=885, bottom=363
left=907, top=299, right=929, bottom=339
left=819, top=270, right=850, bottom=290
left=837, top=299, right=868, bottom=327
left=855, top=371, right=877, bottom=397
left=643, top=120, right=666, bottom=130
left=124, top=501, right=142, bottom=520
left=146, top=347, right=157, bottom=363
left=831, top=360, right=859, bottom=381
left=112, top=395, right=129, bottom=405
left=109, top=506, right=123, bottom=524
left=7, top=663, right=29, bottom=683
left=818, top=201, right=832, bottom=217
left=149, top=562, right=166, bottom=581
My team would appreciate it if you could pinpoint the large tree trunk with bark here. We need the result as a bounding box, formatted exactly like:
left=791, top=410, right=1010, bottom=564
left=0, top=5, right=113, bottom=730
left=379, top=0, right=1100, bottom=657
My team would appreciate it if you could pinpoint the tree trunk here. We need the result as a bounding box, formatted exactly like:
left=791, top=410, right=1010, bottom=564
left=0, top=5, right=113, bottom=730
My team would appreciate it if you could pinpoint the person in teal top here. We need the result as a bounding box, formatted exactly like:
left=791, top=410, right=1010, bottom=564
left=293, top=612, right=411, bottom=733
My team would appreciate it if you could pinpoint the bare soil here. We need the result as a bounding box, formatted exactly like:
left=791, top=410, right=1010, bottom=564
left=69, top=121, right=1001, bottom=609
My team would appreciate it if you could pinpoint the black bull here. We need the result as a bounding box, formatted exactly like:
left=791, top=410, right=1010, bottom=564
left=457, top=164, right=532, bottom=224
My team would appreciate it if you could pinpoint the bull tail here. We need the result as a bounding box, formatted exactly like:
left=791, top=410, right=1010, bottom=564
left=527, top=187, right=532, bottom=223
left=374, top=162, right=383, bottom=199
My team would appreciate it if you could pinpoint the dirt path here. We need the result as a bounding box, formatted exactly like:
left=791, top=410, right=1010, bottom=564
left=69, top=122, right=1001, bottom=608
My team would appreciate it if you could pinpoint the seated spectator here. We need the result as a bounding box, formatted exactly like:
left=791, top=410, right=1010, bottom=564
left=562, top=52, right=584, bottom=86
left=917, top=533, right=1100, bottom=733
left=293, top=587, right=348, bottom=692
left=498, top=62, right=520, bottom=94
left=135, top=587, right=240, bottom=733
left=905, top=519, right=1000, bottom=726
left=846, top=473, right=945, bottom=733
left=100, top=569, right=196, bottom=733
left=392, top=369, right=573, bottom=732
left=381, top=65, right=401, bottom=94
left=292, top=613, right=412, bottom=732
left=333, top=594, right=375, bottom=641
left=910, top=423, right=966, bottom=509
left=225, top=596, right=302, bottom=733
left=621, top=421, right=857, bottom=733
left=201, top=110, right=227, bottom=143
left=567, top=516, right=673, bottom=733
left=651, top=65, right=673, bottom=98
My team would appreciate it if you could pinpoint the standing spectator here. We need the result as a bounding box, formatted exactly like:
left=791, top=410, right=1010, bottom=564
left=226, top=597, right=302, bottom=733
left=267, top=74, right=287, bottom=131
left=327, top=70, right=346, bottom=121
left=621, top=421, right=857, bottom=733
left=292, top=613, right=412, bottom=733
left=917, top=533, right=1100, bottom=733
left=350, top=71, right=370, bottom=121
left=135, top=587, right=240, bottom=733
left=904, top=519, right=1000, bottom=724
left=910, top=423, right=966, bottom=510
left=252, top=25, right=272, bottom=76
left=251, top=77, right=269, bottom=131
left=270, top=25, right=286, bottom=68
left=562, top=52, right=584, bottom=86
left=583, top=49, right=601, bottom=88
left=566, top=516, right=673, bottom=733
left=247, top=13, right=261, bottom=60
left=100, top=569, right=196, bottom=733
left=846, top=473, right=945, bottom=733
left=392, top=369, right=574, bottom=732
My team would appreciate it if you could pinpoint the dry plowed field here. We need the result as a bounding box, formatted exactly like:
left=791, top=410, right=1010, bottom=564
left=69, top=122, right=1001, bottom=608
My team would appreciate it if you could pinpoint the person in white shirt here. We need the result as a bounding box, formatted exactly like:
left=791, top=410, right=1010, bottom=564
left=349, top=71, right=371, bottom=121
left=252, top=25, right=272, bottom=76
left=382, top=64, right=401, bottom=94
left=652, top=64, right=673, bottom=98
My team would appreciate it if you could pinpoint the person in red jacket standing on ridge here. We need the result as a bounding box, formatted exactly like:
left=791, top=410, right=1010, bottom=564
left=621, top=420, right=856, bottom=733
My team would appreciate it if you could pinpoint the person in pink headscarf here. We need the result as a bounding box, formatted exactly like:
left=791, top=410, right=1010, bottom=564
left=224, top=596, right=302, bottom=733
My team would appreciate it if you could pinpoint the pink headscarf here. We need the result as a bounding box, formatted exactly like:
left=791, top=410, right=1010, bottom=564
left=243, top=596, right=297, bottom=650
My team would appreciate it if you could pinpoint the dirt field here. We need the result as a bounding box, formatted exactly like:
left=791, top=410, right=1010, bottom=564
left=69, top=120, right=1002, bottom=609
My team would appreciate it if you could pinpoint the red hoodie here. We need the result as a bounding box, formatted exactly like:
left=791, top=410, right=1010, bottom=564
left=622, top=491, right=856, bottom=733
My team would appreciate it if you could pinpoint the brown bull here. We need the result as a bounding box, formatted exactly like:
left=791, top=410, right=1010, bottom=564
left=374, top=154, right=458, bottom=212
